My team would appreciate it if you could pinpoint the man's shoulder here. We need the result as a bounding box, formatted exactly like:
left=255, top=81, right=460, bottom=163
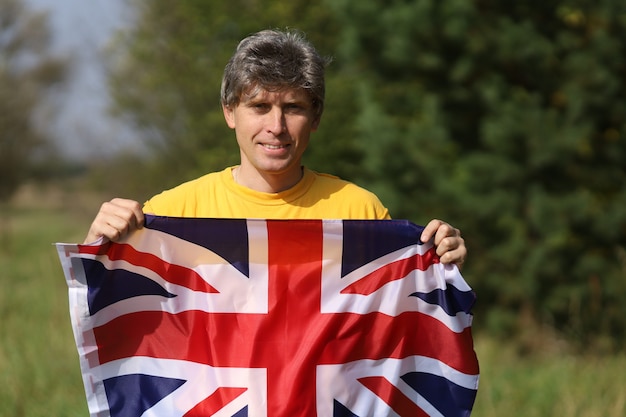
left=306, top=169, right=384, bottom=203
left=307, top=170, right=371, bottom=193
left=165, top=170, right=224, bottom=192
left=143, top=169, right=228, bottom=215
left=304, top=169, right=390, bottom=219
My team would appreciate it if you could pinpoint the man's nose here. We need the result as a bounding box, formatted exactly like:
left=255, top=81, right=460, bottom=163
left=267, top=107, right=286, bottom=134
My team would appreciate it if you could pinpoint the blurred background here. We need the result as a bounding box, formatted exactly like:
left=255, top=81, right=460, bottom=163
left=1, top=0, right=625, bottom=415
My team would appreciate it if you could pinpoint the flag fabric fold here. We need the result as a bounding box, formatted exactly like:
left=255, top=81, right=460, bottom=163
left=57, top=216, right=479, bottom=417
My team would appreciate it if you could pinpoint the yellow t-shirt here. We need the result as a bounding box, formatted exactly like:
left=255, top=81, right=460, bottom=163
left=144, top=167, right=390, bottom=220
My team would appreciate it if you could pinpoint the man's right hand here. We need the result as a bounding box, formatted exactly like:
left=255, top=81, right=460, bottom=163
left=84, top=198, right=145, bottom=244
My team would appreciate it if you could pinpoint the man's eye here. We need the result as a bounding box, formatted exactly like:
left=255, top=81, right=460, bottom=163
left=252, top=103, right=269, bottom=111
left=285, top=104, right=304, bottom=112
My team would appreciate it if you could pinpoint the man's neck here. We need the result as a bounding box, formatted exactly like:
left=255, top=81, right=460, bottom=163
left=232, top=165, right=304, bottom=193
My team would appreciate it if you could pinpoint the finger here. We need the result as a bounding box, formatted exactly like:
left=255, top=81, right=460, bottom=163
left=439, top=247, right=467, bottom=266
left=93, top=221, right=125, bottom=243
left=85, top=214, right=129, bottom=243
left=433, top=222, right=460, bottom=247
left=421, top=219, right=459, bottom=244
left=437, top=237, right=467, bottom=266
left=84, top=199, right=144, bottom=243
left=103, top=199, right=145, bottom=238
left=434, top=234, right=463, bottom=256
left=420, top=219, right=443, bottom=243
left=108, top=198, right=145, bottom=229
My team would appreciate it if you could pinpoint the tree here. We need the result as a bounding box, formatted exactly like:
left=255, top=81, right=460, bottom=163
left=0, top=0, right=65, bottom=202
left=327, top=0, right=626, bottom=351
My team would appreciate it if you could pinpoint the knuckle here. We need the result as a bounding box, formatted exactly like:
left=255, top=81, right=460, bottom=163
left=439, top=223, right=452, bottom=236
left=442, top=236, right=456, bottom=249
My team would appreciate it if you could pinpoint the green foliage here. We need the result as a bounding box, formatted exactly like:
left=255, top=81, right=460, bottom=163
left=325, top=0, right=626, bottom=351
left=107, top=0, right=626, bottom=350
left=0, top=0, right=66, bottom=202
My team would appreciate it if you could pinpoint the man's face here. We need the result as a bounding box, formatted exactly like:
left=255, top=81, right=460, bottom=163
left=223, top=88, right=320, bottom=190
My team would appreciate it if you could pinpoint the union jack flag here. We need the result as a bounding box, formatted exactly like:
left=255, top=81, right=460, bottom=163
left=57, top=217, right=479, bottom=417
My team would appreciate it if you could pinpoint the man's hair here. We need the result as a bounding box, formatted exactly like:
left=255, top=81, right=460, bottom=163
left=220, top=29, right=328, bottom=118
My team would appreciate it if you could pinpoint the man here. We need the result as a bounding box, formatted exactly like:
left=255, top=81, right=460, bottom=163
left=85, top=29, right=466, bottom=266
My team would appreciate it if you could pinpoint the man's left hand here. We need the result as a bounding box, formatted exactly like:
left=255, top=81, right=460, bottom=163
left=420, top=219, right=467, bottom=268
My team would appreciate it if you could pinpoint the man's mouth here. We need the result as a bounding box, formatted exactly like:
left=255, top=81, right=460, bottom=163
left=262, top=144, right=288, bottom=150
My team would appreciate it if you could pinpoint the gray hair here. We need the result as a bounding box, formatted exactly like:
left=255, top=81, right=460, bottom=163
left=220, top=29, right=328, bottom=117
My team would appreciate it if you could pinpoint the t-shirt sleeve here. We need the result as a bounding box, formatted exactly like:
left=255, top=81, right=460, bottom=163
left=142, top=199, right=155, bottom=214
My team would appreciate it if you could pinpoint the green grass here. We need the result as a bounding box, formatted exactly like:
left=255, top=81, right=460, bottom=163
left=1, top=188, right=625, bottom=416
left=472, top=336, right=626, bottom=417
left=1, top=204, right=91, bottom=416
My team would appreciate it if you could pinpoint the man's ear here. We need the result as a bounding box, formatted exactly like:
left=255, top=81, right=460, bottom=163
left=311, top=115, right=321, bottom=132
left=223, top=104, right=236, bottom=129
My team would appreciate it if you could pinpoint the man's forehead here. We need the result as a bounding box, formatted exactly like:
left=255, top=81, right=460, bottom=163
left=240, top=86, right=311, bottom=103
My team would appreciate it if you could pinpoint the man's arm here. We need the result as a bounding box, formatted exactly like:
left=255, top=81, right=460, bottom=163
left=420, top=219, right=467, bottom=268
left=84, top=198, right=145, bottom=244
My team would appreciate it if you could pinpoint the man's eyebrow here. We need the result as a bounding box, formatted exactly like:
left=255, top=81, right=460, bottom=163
left=241, top=96, right=266, bottom=105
